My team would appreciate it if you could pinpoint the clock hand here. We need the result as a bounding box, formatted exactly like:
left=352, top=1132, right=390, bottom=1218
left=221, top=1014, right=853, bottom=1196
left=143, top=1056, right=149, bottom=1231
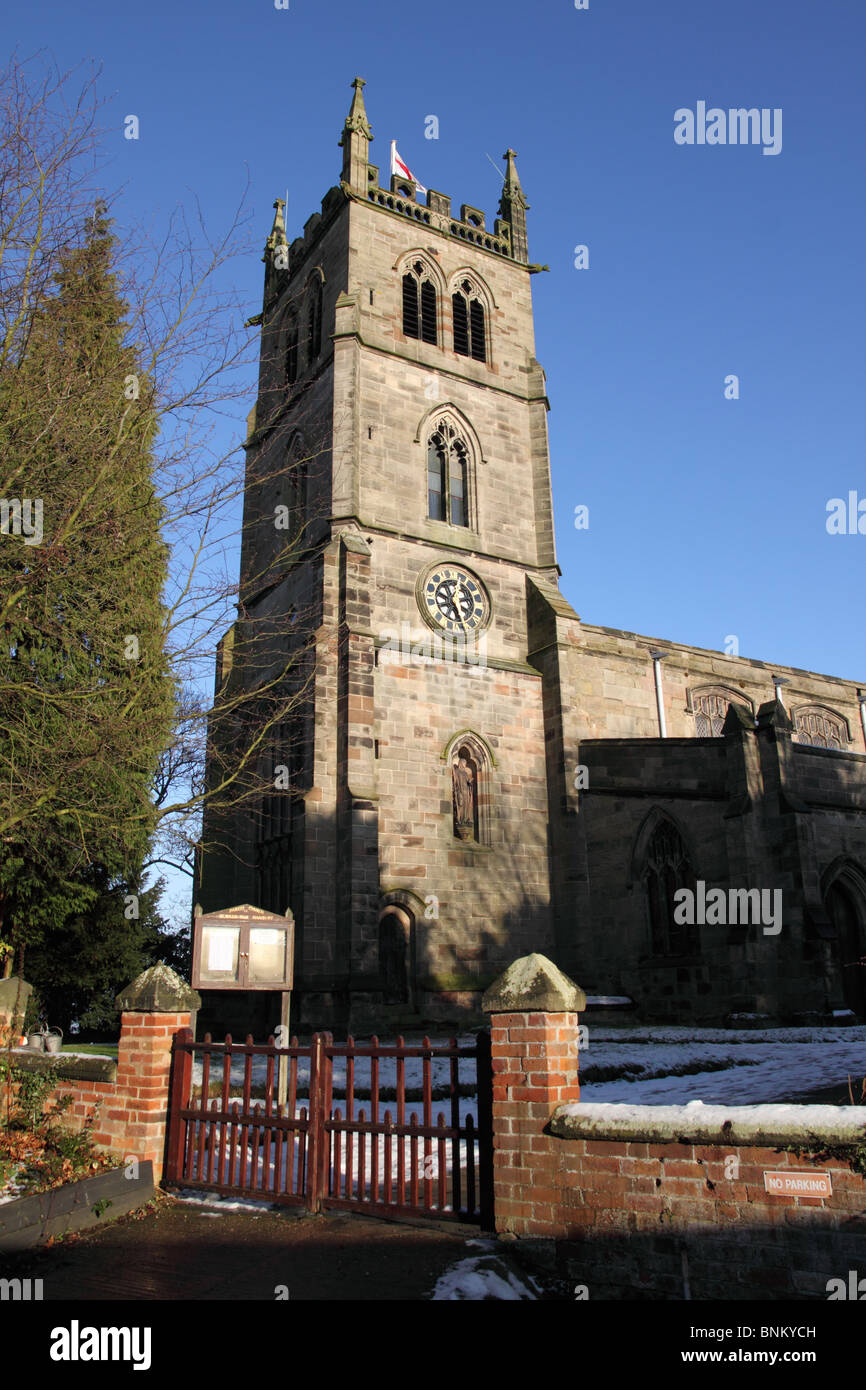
left=440, top=580, right=462, bottom=622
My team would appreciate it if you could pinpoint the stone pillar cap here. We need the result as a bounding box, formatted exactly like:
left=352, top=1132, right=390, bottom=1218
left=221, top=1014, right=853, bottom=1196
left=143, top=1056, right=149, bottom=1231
left=482, top=953, right=586, bottom=1014
left=116, top=963, right=201, bottom=1014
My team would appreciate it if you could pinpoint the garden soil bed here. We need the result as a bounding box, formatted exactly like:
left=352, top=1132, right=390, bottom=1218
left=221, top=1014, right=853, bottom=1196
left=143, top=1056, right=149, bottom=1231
left=0, top=1161, right=155, bottom=1250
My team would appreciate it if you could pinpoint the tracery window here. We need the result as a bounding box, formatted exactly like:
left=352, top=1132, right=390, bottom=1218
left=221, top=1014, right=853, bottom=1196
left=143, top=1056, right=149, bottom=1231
left=452, top=280, right=486, bottom=362
left=690, top=687, right=752, bottom=737
left=427, top=422, right=469, bottom=527
left=693, top=691, right=732, bottom=737
left=402, top=262, right=437, bottom=344
left=793, top=707, right=848, bottom=749
left=276, top=437, right=308, bottom=545
left=255, top=715, right=303, bottom=917
left=285, top=315, right=299, bottom=385
left=643, top=819, right=698, bottom=956
left=306, top=278, right=323, bottom=362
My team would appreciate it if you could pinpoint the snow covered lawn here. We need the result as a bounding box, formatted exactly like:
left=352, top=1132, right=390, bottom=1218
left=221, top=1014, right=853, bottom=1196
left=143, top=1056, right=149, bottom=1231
left=189, top=1025, right=866, bottom=1108
left=577, top=1024, right=866, bottom=1104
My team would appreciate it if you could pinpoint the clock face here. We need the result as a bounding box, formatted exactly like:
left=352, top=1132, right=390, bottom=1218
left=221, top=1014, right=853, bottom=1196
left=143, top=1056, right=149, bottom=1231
left=419, top=565, right=490, bottom=634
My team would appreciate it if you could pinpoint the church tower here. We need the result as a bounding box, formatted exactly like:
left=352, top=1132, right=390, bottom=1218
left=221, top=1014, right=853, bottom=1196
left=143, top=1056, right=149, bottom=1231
left=199, top=79, right=570, bottom=1030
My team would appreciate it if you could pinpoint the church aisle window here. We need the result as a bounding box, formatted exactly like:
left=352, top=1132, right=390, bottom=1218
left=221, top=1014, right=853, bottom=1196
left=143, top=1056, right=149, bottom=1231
left=643, top=819, right=698, bottom=956
left=690, top=686, right=753, bottom=736
left=793, top=706, right=848, bottom=749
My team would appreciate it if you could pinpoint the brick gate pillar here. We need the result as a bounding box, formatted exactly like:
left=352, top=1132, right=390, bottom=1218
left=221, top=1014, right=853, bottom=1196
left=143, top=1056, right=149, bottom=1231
left=111, top=964, right=201, bottom=1183
left=482, top=953, right=585, bottom=1233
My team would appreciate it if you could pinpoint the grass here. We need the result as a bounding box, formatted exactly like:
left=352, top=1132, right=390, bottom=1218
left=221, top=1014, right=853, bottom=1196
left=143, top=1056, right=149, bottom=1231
left=60, top=1043, right=118, bottom=1056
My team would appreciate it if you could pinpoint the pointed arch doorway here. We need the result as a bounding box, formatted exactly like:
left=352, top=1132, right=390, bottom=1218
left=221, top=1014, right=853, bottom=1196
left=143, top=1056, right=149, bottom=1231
left=825, top=873, right=866, bottom=1018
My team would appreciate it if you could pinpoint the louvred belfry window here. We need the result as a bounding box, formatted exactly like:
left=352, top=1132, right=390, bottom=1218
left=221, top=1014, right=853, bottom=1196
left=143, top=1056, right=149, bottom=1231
left=452, top=281, right=486, bottom=362
left=402, top=262, right=437, bottom=344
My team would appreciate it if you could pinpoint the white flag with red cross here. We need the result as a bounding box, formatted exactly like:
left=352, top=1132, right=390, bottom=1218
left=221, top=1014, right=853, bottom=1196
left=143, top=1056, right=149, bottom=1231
left=390, top=140, right=427, bottom=196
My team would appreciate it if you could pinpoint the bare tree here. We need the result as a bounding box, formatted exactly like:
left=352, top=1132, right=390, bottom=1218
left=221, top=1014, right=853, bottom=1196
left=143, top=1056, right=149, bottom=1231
left=0, top=51, right=333, bottom=921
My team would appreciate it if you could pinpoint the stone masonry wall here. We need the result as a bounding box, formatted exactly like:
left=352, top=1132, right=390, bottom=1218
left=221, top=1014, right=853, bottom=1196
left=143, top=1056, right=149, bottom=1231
left=571, top=622, right=864, bottom=749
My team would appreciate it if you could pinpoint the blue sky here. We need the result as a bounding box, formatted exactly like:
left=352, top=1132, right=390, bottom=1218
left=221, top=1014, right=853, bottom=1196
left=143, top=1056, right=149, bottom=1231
left=10, top=0, right=863, bottom=674
left=6, top=1, right=865, bottom=920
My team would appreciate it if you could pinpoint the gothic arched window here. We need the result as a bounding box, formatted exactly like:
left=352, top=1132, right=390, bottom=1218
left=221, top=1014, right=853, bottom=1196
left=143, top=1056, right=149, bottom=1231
left=643, top=818, right=698, bottom=956
left=452, top=280, right=486, bottom=362
left=285, top=314, right=299, bottom=385
left=793, top=706, right=848, bottom=750
left=402, top=262, right=437, bottom=344
left=306, top=278, right=323, bottom=363
left=255, top=715, right=301, bottom=917
left=276, top=437, right=308, bottom=545
left=690, top=687, right=752, bottom=737
left=427, top=421, right=469, bottom=527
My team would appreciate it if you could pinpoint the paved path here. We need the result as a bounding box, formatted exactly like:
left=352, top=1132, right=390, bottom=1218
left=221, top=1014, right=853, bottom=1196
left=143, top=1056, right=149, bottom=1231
left=2, top=1198, right=501, bottom=1300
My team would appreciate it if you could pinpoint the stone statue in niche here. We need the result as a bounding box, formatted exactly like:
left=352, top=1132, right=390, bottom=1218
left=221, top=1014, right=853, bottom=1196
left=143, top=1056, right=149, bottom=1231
left=452, top=749, right=476, bottom=841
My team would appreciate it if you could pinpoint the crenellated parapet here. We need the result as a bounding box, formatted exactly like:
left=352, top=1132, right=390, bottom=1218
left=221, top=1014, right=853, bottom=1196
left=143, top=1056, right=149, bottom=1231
left=363, top=174, right=515, bottom=259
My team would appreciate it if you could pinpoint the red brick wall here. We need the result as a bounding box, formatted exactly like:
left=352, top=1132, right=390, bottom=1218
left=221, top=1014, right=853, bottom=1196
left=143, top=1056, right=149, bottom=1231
left=489, top=1006, right=866, bottom=1298
left=491, top=1009, right=581, bottom=1234
left=48, top=1010, right=189, bottom=1183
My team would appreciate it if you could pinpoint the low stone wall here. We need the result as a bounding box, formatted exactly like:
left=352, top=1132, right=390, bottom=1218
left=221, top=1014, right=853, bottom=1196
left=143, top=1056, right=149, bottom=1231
left=484, top=955, right=866, bottom=1300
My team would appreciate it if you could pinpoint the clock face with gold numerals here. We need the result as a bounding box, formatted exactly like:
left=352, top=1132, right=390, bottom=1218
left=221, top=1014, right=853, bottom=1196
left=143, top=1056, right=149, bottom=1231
left=419, top=564, right=490, bottom=634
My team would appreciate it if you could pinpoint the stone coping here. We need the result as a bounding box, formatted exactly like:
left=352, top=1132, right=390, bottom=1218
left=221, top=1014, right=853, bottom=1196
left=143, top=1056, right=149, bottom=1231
left=551, top=1101, right=866, bottom=1148
left=7, top=1050, right=117, bottom=1085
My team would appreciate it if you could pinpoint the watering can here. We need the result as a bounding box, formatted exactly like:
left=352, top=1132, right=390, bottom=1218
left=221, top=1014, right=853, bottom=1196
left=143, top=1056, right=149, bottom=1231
left=43, top=1027, right=63, bottom=1054
left=26, top=1026, right=46, bottom=1051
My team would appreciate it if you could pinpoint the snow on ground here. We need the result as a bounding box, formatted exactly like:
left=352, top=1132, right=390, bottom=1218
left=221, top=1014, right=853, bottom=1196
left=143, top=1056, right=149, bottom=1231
left=557, top=1099, right=866, bottom=1140
left=577, top=1025, right=866, bottom=1104
left=182, top=1116, right=482, bottom=1211
left=191, top=1039, right=480, bottom=1098
left=430, top=1240, right=542, bottom=1301
left=188, top=1025, right=866, bottom=1107
left=175, top=1189, right=282, bottom=1214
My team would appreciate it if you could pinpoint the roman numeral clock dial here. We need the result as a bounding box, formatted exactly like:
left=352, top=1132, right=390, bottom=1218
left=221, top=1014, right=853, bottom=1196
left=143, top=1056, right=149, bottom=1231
left=417, top=563, right=490, bottom=634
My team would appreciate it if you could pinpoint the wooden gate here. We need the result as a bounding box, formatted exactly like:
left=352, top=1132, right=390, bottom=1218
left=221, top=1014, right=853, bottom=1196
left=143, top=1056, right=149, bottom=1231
left=164, top=1030, right=493, bottom=1226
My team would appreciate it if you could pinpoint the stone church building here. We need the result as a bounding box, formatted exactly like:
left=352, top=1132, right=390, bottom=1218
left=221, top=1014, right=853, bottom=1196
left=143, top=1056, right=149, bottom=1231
left=196, top=79, right=866, bottom=1033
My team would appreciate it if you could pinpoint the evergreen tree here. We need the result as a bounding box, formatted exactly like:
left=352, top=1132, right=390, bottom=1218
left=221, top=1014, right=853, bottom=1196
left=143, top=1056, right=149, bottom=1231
left=21, top=870, right=171, bottom=1034
left=0, top=207, right=175, bottom=970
